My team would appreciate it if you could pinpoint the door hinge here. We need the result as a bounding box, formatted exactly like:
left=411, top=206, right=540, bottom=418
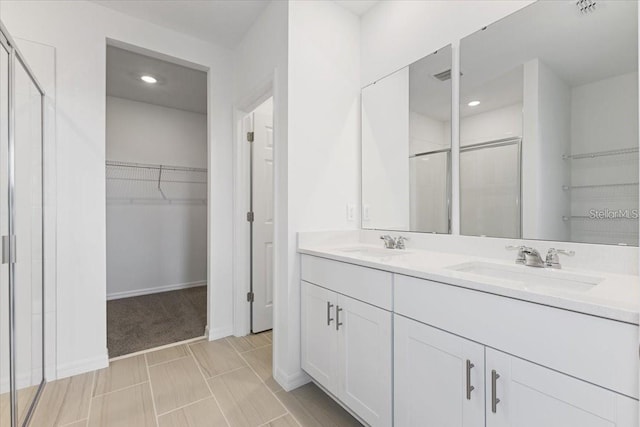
left=247, top=131, right=254, bottom=142
left=246, top=211, right=254, bottom=222
left=2, top=235, right=16, bottom=264
left=247, top=292, right=254, bottom=303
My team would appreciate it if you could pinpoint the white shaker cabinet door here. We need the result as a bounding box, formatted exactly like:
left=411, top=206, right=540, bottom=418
left=301, top=281, right=338, bottom=394
left=336, top=294, right=392, bottom=427
left=486, top=348, right=638, bottom=427
left=394, top=315, right=485, bottom=427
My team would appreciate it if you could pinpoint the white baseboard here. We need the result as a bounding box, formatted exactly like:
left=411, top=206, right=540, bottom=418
left=274, top=367, right=311, bottom=392
left=56, top=353, right=109, bottom=380
left=209, top=325, right=234, bottom=341
left=107, top=281, right=206, bottom=300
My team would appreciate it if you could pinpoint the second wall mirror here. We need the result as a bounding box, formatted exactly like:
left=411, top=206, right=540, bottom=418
left=362, top=45, right=452, bottom=233
left=459, top=0, right=638, bottom=245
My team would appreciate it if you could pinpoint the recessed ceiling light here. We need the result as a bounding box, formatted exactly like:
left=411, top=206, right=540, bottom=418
left=140, top=75, right=157, bottom=84
left=468, top=100, right=480, bottom=107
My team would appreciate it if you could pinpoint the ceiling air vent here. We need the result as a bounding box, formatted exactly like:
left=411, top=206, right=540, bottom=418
left=433, top=69, right=452, bottom=81
left=576, top=0, right=596, bottom=14
left=432, top=69, right=462, bottom=82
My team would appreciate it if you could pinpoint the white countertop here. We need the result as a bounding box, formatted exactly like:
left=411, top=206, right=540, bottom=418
left=298, top=243, right=640, bottom=325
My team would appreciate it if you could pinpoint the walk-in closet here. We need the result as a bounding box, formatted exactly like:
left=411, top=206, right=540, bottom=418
left=105, top=45, right=208, bottom=357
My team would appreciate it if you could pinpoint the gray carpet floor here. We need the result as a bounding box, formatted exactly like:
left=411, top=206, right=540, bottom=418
left=107, top=286, right=207, bottom=357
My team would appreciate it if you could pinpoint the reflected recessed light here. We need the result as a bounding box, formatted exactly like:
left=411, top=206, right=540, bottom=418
left=140, top=75, right=157, bottom=84
left=468, top=100, right=480, bottom=107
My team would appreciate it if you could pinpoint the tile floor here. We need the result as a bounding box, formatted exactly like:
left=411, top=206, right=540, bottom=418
left=26, top=331, right=362, bottom=427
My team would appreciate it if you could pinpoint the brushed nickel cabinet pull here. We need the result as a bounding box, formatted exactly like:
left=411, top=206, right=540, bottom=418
left=491, top=369, right=501, bottom=413
left=326, top=301, right=334, bottom=326
left=466, top=360, right=475, bottom=400
left=336, top=306, right=343, bottom=331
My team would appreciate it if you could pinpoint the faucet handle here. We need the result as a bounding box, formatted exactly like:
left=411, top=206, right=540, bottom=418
left=395, top=236, right=409, bottom=249
left=545, top=248, right=575, bottom=269
left=505, top=245, right=526, bottom=264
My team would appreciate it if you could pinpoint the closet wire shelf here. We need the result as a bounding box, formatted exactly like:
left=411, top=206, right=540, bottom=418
left=562, top=147, right=639, bottom=160
left=106, top=160, right=207, bottom=205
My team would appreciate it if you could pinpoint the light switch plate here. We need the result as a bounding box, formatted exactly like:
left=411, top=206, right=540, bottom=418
left=347, top=203, right=356, bottom=221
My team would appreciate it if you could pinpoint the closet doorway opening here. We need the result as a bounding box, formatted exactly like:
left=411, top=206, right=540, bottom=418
left=243, top=97, right=274, bottom=334
left=105, top=43, right=209, bottom=358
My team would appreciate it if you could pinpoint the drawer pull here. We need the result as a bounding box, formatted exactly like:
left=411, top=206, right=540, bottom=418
left=326, top=301, right=334, bottom=326
left=466, top=360, right=475, bottom=400
left=491, top=369, right=501, bottom=413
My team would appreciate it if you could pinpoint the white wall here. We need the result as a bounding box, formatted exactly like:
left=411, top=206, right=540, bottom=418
left=522, top=59, right=571, bottom=241
left=460, top=103, right=522, bottom=146
left=362, top=68, right=409, bottom=230
left=570, top=72, right=639, bottom=245
left=283, top=0, right=361, bottom=390
left=409, top=111, right=446, bottom=154
left=106, top=96, right=207, bottom=167
left=231, top=0, right=295, bottom=386
left=0, top=0, right=234, bottom=379
left=360, top=0, right=535, bottom=86
left=106, top=96, right=207, bottom=299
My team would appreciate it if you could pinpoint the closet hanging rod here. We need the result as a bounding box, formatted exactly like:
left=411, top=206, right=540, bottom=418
left=106, top=160, right=207, bottom=173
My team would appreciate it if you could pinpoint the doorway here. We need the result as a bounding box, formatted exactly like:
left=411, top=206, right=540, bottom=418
left=104, top=44, right=209, bottom=357
left=245, top=97, right=274, bottom=334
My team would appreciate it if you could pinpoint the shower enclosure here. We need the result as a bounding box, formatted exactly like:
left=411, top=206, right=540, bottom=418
left=0, top=22, right=46, bottom=427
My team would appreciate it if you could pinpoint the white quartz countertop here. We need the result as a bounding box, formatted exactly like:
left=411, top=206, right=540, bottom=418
left=298, top=243, right=640, bottom=325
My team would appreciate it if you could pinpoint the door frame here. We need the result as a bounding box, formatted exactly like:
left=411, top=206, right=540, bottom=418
left=103, top=38, right=211, bottom=347
left=232, top=78, right=274, bottom=336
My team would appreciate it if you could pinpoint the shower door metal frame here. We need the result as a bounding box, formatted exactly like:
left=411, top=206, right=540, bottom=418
left=0, top=19, right=47, bottom=427
left=459, top=137, right=523, bottom=239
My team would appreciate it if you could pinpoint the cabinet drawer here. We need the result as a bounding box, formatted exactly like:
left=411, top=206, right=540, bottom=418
left=301, top=255, right=393, bottom=310
left=395, top=274, right=639, bottom=399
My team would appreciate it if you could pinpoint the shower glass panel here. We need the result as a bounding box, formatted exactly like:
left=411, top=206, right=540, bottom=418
left=13, top=54, right=44, bottom=426
left=409, top=151, right=449, bottom=233
left=460, top=140, right=521, bottom=238
left=0, top=38, right=10, bottom=427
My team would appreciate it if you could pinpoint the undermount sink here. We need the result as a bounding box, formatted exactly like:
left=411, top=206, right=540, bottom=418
left=447, top=261, right=603, bottom=293
left=338, top=246, right=409, bottom=258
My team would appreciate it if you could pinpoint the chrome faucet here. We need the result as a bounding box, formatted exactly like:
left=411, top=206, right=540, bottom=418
left=506, top=245, right=544, bottom=267
left=522, top=247, right=545, bottom=268
left=380, top=235, right=395, bottom=249
left=380, top=235, right=409, bottom=249
left=545, top=248, right=575, bottom=269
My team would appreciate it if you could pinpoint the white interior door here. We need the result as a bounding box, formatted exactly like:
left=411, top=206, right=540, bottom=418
left=251, top=99, right=274, bottom=333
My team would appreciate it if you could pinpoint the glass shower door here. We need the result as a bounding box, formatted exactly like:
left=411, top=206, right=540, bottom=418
left=0, top=35, right=10, bottom=427
left=13, top=51, right=44, bottom=427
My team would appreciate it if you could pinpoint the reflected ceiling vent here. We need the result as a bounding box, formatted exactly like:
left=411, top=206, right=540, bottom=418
left=433, top=69, right=462, bottom=82
left=576, top=0, right=596, bottom=14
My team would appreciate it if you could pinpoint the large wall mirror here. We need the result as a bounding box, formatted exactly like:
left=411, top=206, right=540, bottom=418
left=362, top=46, right=452, bottom=233
left=460, top=0, right=639, bottom=246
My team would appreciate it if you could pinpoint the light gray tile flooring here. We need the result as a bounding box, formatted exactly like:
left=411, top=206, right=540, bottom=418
left=26, top=333, right=362, bottom=426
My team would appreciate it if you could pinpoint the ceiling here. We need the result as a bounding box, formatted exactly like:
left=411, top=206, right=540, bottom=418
left=94, top=0, right=269, bottom=48
left=334, top=1, right=379, bottom=16
left=407, top=0, right=637, bottom=121
left=95, top=1, right=379, bottom=48
left=106, top=45, right=207, bottom=113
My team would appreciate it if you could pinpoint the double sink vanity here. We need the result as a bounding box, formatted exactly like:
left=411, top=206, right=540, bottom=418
left=299, top=233, right=639, bottom=427
left=299, top=1, right=640, bottom=426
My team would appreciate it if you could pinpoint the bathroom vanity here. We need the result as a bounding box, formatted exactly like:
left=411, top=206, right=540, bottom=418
left=299, top=241, right=639, bottom=427
left=300, top=1, right=640, bottom=426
